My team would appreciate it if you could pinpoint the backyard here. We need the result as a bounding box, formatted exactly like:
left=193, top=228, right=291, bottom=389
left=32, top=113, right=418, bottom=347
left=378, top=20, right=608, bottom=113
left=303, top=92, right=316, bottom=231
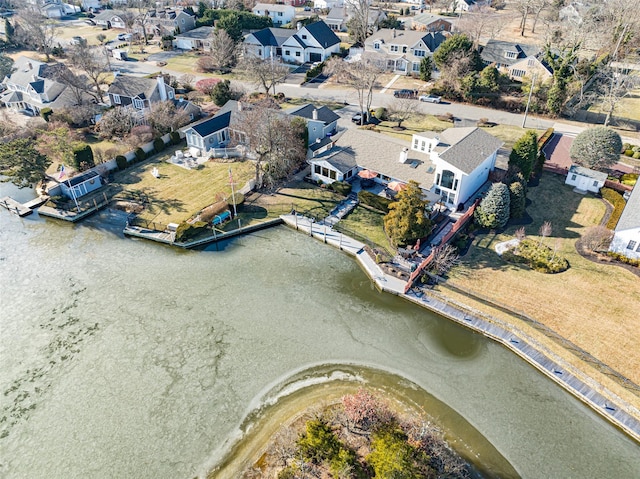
left=444, top=173, right=640, bottom=389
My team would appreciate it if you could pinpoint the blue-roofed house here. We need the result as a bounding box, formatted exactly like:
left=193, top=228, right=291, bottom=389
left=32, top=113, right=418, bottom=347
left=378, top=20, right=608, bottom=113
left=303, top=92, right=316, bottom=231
left=243, top=27, right=293, bottom=60
left=183, top=111, right=232, bottom=157
left=609, top=183, right=640, bottom=260
left=281, top=21, right=340, bottom=64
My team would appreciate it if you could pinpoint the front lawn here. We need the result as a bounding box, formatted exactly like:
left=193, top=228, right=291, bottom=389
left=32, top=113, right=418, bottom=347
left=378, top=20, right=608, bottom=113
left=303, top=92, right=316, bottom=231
left=338, top=205, right=394, bottom=254
left=445, top=172, right=640, bottom=386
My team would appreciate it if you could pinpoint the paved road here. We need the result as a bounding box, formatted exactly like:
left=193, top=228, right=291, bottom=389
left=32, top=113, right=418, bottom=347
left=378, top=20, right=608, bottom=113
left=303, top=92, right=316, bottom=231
left=110, top=57, right=639, bottom=140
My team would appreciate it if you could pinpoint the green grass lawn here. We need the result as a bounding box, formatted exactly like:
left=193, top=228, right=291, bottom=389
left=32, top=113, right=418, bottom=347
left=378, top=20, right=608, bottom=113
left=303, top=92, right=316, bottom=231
left=105, top=152, right=255, bottom=225
left=588, top=87, right=640, bottom=122
left=337, top=205, right=394, bottom=254
left=445, top=172, right=640, bottom=386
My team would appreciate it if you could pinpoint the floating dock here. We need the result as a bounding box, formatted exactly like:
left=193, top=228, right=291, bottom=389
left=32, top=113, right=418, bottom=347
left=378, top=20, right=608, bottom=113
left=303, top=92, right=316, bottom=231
left=1, top=196, right=34, bottom=217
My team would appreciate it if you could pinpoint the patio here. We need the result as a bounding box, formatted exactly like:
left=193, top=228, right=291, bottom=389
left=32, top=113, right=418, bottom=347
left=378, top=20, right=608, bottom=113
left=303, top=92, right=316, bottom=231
left=167, top=150, right=209, bottom=170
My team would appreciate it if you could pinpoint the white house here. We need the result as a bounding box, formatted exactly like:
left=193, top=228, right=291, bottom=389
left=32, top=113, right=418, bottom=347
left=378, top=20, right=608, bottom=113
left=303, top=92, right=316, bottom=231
left=59, top=171, right=103, bottom=199
left=81, top=0, right=100, bottom=11
left=609, top=183, right=640, bottom=260
left=411, top=127, right=503, bottom=208
left=365, top=28, right=449, bottom=75
left=280, top=21, right=341, bottom=64
left=252, top=3, right=296, bottom=26
left=173, top=26, right=213, bottom=50
left=286, top=103, right=340, bottom=146
left=243, top=28, right=292, bottom=60
left=314, top=0, right=343, bottom=9
left=183, top=111, right=232, bottom=157
left=94, top=10, right=127, bottom=29
left=565, top=165, right=607, bottom=193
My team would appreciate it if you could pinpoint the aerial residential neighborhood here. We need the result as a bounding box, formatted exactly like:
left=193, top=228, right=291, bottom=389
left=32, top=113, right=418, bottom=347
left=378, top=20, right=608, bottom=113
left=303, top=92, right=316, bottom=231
left=1, top=0, right=640, bottom=477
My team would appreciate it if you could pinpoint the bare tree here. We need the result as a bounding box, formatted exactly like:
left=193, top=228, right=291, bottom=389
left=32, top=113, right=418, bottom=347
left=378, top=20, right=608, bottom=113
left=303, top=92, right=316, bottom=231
left=347, top=0, right=371, bottom=46
left=386, top=97, right=419, bottom=128
left=324, top=54, right=385, bottom=125
left=455, top=5, right=503, bottom=49
left=430, top=243, right=459, bottom=275
left=240, top=56, right=290, bottom=95
left=145, top=101, right=190, bottom=135
left=581, top=225, right=614, bottom=253
left=67, top=43, right=110, bottom=102
left=209, top=29, right=238, bottom=72
left=514, top=226, right=526, bottom=241
left=231, top=100, right=307, bottom=188
left=538, top=220, right=552, bottom=247
left=131, top=0, right=155, bottom=45
left=530, top=0, right=549, bottom=34
left=513, top=0, right=534, bottom=37
left=15, top=6, right=59, bottom=62
left=97, top=107, right=137, bottom=140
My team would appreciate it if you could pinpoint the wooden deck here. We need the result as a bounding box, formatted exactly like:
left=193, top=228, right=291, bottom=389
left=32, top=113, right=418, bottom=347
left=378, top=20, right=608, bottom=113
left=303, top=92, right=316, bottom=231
left=0, top=197, right=33, bottom=217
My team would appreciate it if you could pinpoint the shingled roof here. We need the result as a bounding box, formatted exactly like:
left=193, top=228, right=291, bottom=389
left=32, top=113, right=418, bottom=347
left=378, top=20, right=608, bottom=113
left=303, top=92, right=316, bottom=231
left=615, top=183, right=640, bottom=232
left=304, top=21, right=340, bottom=48
left=434, top=127, right=503, bottom=174
left=189, top=111, right=231, bottom=137
left=287, top=104, right=340, bottom=125
left=248, top=27, right=292, bottom=47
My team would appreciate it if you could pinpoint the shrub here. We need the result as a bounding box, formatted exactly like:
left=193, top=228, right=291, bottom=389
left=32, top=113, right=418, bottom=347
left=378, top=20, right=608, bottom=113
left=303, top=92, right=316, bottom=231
left=504, top=239, right=569, bottom=273
left=153, top=137, right=165, bottom=153
left=375, top=107, right=387, bottom=120
left=624, top=149, right=633, bottom=156
left=170, top=131, right=182, bottom=145
left=634, top=152, right=640, bottom=159
left=607, top=252, right=640, bottom=267
left=175, top=221, right=209, bottom=242
left=115, top=155, right=128, bottom=171
left=601, top=187, right=625, bottom=229
left=134, top=147, right=146, bottom=163
left=358, top=190, right=392, bottom=212
left=474, top=182, right=510, bottom=229
left=620, top=173, right=638, bottom=186
left=305, top=61, right=325, bottom=81
left=537, top=127, right=554, bottom=149
left=40, top=107, right=53, bottom=122
left=329, top=180, right=352, bottom=196
left=226, top=192, right=245, bottom=212
left=72, top=143, right=94, bottom=170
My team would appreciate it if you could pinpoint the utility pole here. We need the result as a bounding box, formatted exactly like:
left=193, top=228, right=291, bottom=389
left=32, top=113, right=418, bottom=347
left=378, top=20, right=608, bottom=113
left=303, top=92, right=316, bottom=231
left=522, top=73, right=536, bottom=129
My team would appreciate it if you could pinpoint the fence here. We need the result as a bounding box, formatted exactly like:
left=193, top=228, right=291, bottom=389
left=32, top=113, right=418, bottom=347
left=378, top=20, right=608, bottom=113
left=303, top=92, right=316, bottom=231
left=127, top=216, right=170, bottom=233
left=404, top=200, right=479, bottom=293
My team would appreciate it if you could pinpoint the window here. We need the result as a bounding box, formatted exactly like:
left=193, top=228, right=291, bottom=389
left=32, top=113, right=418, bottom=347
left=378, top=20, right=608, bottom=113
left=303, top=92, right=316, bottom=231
left=402, top=46, right=407, bottom=53
left=440, top=170, right=455, bottom=189
left=627, top=240, right=637, bottom=250
left=277, top=12, right=282, bottom=16
left=413, top=138, right=418, bottom=149
left=321, top=167, right=329, bottom=177
left=285, top=50, right=290, bottom=55
left=329, top=170, right=336, bottom=180
left=528, top=57, right=535, bottom=66
left=453, top=179, right=458, bottom=191
left=512, top=69, right=526, bottom=78
left=374, top=42, right=380, bottom=50
left=637, top=242, right=640, bottom=252
left=112, top=94, right=121, bottom=105
left=258, top=49, right=262, bottom=56
left=133, top=98, right=144, bottom=109
left=314, top=164, right=321, bottom=174
left=390, top=45, right=398, bottom=52
left=420, top=141, right=425, bottom=152
left=301, top=34, right=307, bottom=39
left=412, top=62, right=420, bottom=72
left=571, top=174, right=576, bottom=180
left=505, top=51, right=517, bottom=59
left=414, top=50, right=425, bottom=57
left=295, top=51, right=300, bottom=57
left=593, top=180, right=598, bottom=187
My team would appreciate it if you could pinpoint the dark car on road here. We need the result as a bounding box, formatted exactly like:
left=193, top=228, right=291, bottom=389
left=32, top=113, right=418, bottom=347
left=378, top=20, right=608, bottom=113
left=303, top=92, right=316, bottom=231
left=393, top=89, right=418, bottom=99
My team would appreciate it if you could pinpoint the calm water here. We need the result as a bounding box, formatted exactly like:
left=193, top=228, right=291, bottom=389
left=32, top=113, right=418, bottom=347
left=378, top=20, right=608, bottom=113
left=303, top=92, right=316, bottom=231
left=1, top=183, right=639, bottom=478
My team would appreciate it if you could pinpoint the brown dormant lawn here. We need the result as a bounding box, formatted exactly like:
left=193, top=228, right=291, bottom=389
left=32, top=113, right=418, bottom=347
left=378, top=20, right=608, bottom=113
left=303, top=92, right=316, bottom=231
left=445, top=173, right=640, bottom=389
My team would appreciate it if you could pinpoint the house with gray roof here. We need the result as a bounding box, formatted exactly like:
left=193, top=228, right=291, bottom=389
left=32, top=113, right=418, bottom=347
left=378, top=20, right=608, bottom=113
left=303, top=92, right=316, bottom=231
left=365, top=28, right=449, bottom=75
left=107, top=74, right=175, bottom=111
left=281, top=21, right=341, bottom=64
left=565, top=165, right=607, bottom=193
left=94, top=10, right=127, bottom=29
left=411, top=127, right=503, bottom=208
left=243, top=27, right=293, bottom=60
left=173, top=26, right=213, bottom=50
left=480, top=39, right=552, bottom=80
left=324, top=6, right=386, bottom=32
left=410, top=14, right=452, bottom=33
left=251, top=3, right=295, bottom=26
left=0, top=56, right=77, bottom=114
left=609, top=183, right=640, bottom=260
left=285, top=103, right=340, bottom=146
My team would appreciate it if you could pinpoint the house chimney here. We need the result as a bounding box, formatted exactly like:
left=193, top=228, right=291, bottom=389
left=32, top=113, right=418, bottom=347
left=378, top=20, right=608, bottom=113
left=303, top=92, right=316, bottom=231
left=393, top=28, right=396, bottom=38
left=237, top=101, right=242, bottom=111
left=296, top=21, right=302, bottom=31
left=157, top=75, right=167, bottom=101
left=312, top=108, right=318, bottom=120
left=399, top=147, right=408, bottom=163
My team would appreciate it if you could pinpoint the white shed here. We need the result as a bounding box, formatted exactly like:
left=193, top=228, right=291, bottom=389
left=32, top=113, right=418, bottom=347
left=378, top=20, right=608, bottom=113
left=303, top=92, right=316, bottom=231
left=565, top=165, right=607, bottom=193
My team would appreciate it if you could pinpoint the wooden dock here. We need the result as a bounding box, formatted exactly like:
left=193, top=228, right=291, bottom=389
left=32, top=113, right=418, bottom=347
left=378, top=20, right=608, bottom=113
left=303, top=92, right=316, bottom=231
left=0, top=196, right=33, bottom=217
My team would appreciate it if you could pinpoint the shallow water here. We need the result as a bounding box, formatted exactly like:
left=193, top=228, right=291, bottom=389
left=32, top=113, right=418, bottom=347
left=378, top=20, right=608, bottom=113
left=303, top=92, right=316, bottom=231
left=1, top=187, right=639, bottom=478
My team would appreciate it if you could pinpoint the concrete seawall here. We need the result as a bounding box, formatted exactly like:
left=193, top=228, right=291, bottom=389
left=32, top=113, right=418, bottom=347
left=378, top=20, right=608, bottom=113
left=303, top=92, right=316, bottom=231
left=280, top=213, right=640, bottom=445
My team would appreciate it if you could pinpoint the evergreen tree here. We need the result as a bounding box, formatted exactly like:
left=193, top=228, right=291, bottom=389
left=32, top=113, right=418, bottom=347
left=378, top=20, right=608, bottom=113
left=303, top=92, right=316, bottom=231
left=383, top=180, right=432, bottom=246
left=0, top=53, right=13, bottom=80
left=432, top=34, right=480, bottom=72
left=419, top=56, right=433, bottom=82
left=508, top=130, right=538, bottom=180
left=211, top=79, right=232, bottom=106
left=367, top=427, right=422, bottom=479
left=509, top=180, right=526, bottom=219
left=569, top=126, right=622, bottom=170
left=0, top=138, right=51, bottom=188
left=4, top=18, right=15, bottom=45
left=474, top=182, right=511, bottom=229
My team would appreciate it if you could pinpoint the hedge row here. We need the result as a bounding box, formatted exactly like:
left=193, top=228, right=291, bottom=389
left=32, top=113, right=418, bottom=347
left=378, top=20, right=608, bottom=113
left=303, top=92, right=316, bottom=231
left=601, top=187, right=626, bottom=229
left=113, top=135, right=185, bottom=172
left=537, top=127, right=554, bottom=149
left=305, top=61, right=325, bottom=82
left=357, top=190, right=392, bottom=212
left=607, top=252, right=640, bottom=267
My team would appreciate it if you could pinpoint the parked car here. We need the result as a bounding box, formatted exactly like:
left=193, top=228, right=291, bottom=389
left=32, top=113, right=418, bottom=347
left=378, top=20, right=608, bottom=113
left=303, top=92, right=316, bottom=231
left=393, top=89, right=418, bottom=99
left=419, top=94, right=442, bottom=103
left=352, top=112, right=368, bottom=124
